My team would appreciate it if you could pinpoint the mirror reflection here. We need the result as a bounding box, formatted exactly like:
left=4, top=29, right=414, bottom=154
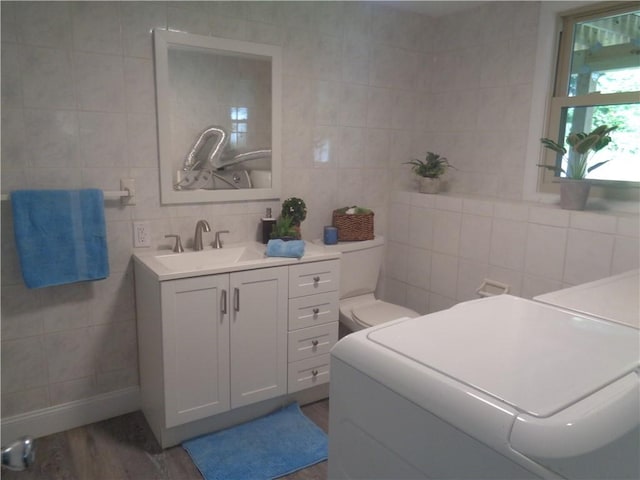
left=154, top=30, right=281, bottom=204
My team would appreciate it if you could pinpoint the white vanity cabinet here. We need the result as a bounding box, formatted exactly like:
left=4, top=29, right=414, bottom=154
left=135, top=264, right=288, bottom=442
left=133, top=244, right=340, bottom=448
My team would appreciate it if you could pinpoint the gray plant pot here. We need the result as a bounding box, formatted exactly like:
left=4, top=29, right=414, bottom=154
left=560, top=180, right=590, bottom=210
left=419, top=177, right=441, bottom=194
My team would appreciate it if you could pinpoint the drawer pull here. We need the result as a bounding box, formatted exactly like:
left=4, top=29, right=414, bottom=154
left=311, top=369, right=319, bottom=377
left=312, top=340, right=319, bottom=347
left=312, top=307, right=319, bottom=315
left=313, top=276, right=320, bottom=284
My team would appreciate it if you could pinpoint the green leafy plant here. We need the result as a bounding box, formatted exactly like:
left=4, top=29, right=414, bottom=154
left=334, top=206, right=372, bottom=215
left=539, top=125, right=618, bottom=179
left=404, top=152, right=454, bottom=179
left=270, top=215, right=298, bottom=239
left=281, top=197, right=307, bottom=225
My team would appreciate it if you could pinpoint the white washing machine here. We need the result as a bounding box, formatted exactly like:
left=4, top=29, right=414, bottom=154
left=534, top=269, right=639, bottom=330
left=328, top=295, right=640, bottom=479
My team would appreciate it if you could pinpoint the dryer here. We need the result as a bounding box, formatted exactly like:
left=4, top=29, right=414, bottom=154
left=328, top=295, right=639, bottom=479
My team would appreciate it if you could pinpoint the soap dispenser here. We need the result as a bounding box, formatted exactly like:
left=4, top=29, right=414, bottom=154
left=261, top=208, right=276, bottom=244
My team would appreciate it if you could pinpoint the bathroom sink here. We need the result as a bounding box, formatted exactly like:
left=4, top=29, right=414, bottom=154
left=154, top=245, right=265, bottom=272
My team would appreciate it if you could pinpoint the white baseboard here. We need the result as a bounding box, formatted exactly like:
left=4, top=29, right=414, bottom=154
left=1, top=387, right=140, bottom=442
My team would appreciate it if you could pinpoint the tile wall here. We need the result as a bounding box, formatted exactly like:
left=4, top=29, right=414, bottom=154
left=0, top=0, right=433, bottom=418
left=2, top=0, right=636, bottom=425
left=384, top=192, right=640, bottom=314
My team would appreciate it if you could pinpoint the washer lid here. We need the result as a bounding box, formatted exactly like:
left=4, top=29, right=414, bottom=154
left=367, top=295, right=639, bottom=418
left=352, top=301, right=418, bottom=327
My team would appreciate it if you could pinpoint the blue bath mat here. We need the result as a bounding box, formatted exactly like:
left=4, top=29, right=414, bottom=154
left=182, top=403, right=327, bottom=480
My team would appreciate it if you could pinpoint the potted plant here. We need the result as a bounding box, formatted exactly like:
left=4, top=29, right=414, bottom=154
left=404, top=152, right=454, bottom=194
left=270, top=215, right=298, bottom=241
left=281, top=197, right=307, bottom=238
left=539, top=125, right=617, bottom=210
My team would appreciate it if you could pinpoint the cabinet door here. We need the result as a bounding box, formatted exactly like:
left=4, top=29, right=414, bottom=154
left=162, top=275, right=230, bottom=427
left=230, top=266, right=288, bottom=408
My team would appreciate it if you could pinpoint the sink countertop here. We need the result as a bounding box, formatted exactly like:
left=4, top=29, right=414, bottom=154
left=133, top=241, right=341, bottom=281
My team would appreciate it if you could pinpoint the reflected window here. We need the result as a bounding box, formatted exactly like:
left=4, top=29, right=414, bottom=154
left=230, top=106, right=248, bottom=148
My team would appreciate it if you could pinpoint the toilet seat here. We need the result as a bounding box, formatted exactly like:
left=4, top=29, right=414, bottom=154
left=352, top=300, right=418, bottom=328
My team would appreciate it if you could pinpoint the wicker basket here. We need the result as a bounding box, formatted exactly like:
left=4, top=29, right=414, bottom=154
left=332, top=210, right=374, bottom=241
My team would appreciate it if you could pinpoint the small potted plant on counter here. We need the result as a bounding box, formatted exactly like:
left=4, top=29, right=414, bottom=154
left=539, top=124, right=618, bottom=210
left=281, top=197, right=307, bottom=239
left=270, top=215, right=298, bottom=241
left=405, top=152, right=454, bottom=194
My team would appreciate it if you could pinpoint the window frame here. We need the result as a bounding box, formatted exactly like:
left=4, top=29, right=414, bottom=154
left=538, top=1, right=640, bottom=201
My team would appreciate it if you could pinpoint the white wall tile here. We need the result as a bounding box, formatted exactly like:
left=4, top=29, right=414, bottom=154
left=489, top=218, right=527, bottom=270
left=1, top=387, right=49, bottom=418
left=15, top=1, right=72, bottom=49
left=430, top=252, right=458, bottom=298
left=459, top=214, right=492, bottom=262
left=20, top=46, right=76, bottom=109
left=406, top=246, right=431, bottom=290
left=524, top=224, right=567, bottom=281
left=570, top=211, right=617, bottom=234
left=521, top=274, right=564, bottom=299
left=1, top=43, right=23, bottom=108
left=563, top=229, right=614, bottom=285
left=72, top=2, right=123, bottom=55
left=405, top=285, right=429, bottom=315
left=432, top=210, right=461, bottom=255
left=457, top=259, right=489, bottom=301
left=1, top=337, right=48, bottom=392
left=74, top=52, right=125, bottom=112
left=611, top=236, right=640, bottom=275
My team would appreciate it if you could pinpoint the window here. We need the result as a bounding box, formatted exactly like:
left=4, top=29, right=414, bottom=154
left=541, top=2, right=640, bottom=193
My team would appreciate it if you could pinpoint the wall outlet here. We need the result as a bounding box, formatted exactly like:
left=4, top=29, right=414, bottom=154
left=133, top=221, right=152, bottom=248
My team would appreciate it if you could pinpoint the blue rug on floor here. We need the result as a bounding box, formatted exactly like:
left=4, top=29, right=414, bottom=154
left=182, top=403, right=328, bottom=480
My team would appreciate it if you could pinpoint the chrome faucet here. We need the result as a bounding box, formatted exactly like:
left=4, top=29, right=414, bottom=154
left=213, top=230, right=230, bottom=249
left=194, top=220, right=211, bottom=251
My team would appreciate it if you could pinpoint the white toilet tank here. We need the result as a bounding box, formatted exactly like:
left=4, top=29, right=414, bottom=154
left=325, top=236, right=385, bottom=299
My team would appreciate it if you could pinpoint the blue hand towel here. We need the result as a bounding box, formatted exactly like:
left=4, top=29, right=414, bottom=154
left=11, top=189, right=110, bottom=289
left=266, top=239, right=305, bottom=259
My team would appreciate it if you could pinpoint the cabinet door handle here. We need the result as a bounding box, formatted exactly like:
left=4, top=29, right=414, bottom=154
left=233, top=287, right=240, bottom=312
left=312, top=340, right=319, bottom=347
left=221, top=289, right=227, bottom=315
left=311, top=369, right=319, bottom=377
left=312, top=307, right=319, bottom=315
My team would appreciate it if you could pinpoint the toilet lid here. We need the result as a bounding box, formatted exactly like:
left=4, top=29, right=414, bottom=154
left=352, top=301, right=418, bottom=327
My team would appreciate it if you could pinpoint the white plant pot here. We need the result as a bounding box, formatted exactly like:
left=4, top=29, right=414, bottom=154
left=419, top=177, right=441, bottom=194
left=560, top=180, right=590, bottom=210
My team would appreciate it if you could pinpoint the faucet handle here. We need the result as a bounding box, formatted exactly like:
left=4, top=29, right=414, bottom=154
left=213, top=230, right=230, bottom=249
left=164, top=234, right=184, bottom=253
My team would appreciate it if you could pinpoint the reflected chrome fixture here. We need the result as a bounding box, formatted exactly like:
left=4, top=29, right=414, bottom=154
left=1, top=437, right=35, bottom=471
left=194, top=220, right=211, bottom=251
left=183, top=126, right=228, bottom=172
left=175, top=126, right=270, bottom=191
left=213, top=230, right=230, bottom=249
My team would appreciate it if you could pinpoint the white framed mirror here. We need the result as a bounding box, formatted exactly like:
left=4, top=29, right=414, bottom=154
left=153, top=29, right=282, bottom=204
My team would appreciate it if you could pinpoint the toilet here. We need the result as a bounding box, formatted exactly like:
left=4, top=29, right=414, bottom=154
left=320, top=235, right=419, bottom=331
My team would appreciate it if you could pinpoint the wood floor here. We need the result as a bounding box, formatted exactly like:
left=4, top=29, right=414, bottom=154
left=3, top=400, right=329, bottom=480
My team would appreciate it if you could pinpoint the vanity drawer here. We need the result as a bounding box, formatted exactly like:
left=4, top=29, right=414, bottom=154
left=288, top=354, right=331, bottom=393
left=289, top=260, right=340, bottom=298
left=288, top=322, right=338, bottom=362
left=288, top=291, right=339, bottom=330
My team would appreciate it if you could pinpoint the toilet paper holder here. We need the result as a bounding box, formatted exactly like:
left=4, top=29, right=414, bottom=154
left=476, top=278, right=510, bottom=298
